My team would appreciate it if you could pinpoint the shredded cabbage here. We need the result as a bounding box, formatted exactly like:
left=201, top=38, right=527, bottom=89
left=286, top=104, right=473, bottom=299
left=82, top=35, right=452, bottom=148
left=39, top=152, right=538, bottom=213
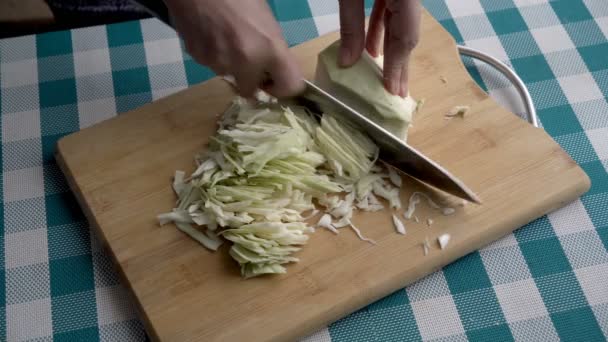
left=442, top=207, right=456, bottom=216
left=348, top=222, right=376, bottom=245
left=422, top=237, right=430, bottom=256
left=386, top=165, right=402, bottom=187
left=404, top=191, right=458, bottom=225
left=158, top=96, right=401, bottom=278
left=438, top=234, right=451, bottom=249
left=392, top=215, right=406, bottom=235
left=317, top=214, right=339, bottom=234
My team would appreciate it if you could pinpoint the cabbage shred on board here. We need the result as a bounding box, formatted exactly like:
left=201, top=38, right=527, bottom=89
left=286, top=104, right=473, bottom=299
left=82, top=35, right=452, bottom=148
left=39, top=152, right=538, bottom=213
left=158, top=96, right=407, bottom=278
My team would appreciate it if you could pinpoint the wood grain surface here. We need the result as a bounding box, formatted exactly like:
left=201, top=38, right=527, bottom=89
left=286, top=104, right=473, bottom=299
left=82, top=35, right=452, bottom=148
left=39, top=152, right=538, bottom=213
left=56, top=10, right=590, bottom=342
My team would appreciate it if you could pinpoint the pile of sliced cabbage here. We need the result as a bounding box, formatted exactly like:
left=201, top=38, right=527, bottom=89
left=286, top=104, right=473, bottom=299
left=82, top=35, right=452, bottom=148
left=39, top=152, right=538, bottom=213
left=158, top=95, right=406, bottom=278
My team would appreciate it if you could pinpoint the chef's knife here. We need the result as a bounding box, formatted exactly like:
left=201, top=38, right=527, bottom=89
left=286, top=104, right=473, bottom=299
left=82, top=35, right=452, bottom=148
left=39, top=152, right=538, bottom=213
left=130, top=0, right=481, bottom=203
left=299, top=80, right=481, bottom=204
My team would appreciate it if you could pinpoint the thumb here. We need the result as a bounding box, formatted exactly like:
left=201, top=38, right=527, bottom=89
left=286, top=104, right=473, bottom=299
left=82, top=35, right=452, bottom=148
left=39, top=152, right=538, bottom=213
left=338, top=0, right=366, bottom=67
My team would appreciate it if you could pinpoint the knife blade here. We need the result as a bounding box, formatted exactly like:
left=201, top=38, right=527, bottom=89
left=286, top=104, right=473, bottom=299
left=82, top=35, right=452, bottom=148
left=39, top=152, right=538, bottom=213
left=299, top=80, right=481, bottom=204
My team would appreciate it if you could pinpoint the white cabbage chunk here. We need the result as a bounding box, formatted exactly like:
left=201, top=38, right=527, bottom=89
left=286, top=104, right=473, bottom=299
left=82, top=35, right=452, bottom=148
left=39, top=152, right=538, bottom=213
left=315, top=40, right=417, bottom=141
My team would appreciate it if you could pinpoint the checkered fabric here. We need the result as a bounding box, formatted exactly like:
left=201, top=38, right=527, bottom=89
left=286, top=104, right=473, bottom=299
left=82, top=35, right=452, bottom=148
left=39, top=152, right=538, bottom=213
left=0, top=0, right=606, bottom=340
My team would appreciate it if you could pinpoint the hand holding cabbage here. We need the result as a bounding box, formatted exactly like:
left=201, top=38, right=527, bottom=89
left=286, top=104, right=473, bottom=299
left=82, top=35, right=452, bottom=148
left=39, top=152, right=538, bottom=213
left=165, top=0, right=421, bottom=98
left=338, top=0, right=421, bottom=96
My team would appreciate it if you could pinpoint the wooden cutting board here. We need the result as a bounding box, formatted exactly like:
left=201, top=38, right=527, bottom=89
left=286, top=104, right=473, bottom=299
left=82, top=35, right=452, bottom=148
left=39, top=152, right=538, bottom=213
left=56, top=10, right=590, bottom=342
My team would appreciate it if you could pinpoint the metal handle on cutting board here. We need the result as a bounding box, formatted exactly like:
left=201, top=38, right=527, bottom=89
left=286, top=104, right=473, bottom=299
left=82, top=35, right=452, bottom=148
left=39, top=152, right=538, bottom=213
left=457, top=45, right=539, bottom=128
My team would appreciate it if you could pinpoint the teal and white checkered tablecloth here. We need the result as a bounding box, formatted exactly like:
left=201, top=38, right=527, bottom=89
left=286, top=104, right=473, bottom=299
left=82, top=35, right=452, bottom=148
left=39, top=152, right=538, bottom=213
left=1, top=0, right=607, bottom=341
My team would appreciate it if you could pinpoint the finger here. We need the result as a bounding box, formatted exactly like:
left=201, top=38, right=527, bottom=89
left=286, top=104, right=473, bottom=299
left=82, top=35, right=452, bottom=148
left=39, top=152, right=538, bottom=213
left=259, top=0, right=286, bottom=39
left=365, top=0, right=386, bottom=57
left=207, top=62, right=228, bottom=77
left=399, top=60, right=409, bottom=97
left=264, top=50, right=305, bottom=97
left=189, top=48, right=214, bottom=71
left=233, top=63, right=265, bottom=98
left=382, top=10, right=400, bottom=95
left=383, top=0, right=420, bottom=96
left=338, top=0, right=366, bottom=67
left=187, top=43, right=228, bottom=77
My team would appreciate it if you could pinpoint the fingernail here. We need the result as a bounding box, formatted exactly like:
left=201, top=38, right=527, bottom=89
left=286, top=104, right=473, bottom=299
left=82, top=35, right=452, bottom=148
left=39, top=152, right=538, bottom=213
left=339, top=47, right=352, bottom=67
